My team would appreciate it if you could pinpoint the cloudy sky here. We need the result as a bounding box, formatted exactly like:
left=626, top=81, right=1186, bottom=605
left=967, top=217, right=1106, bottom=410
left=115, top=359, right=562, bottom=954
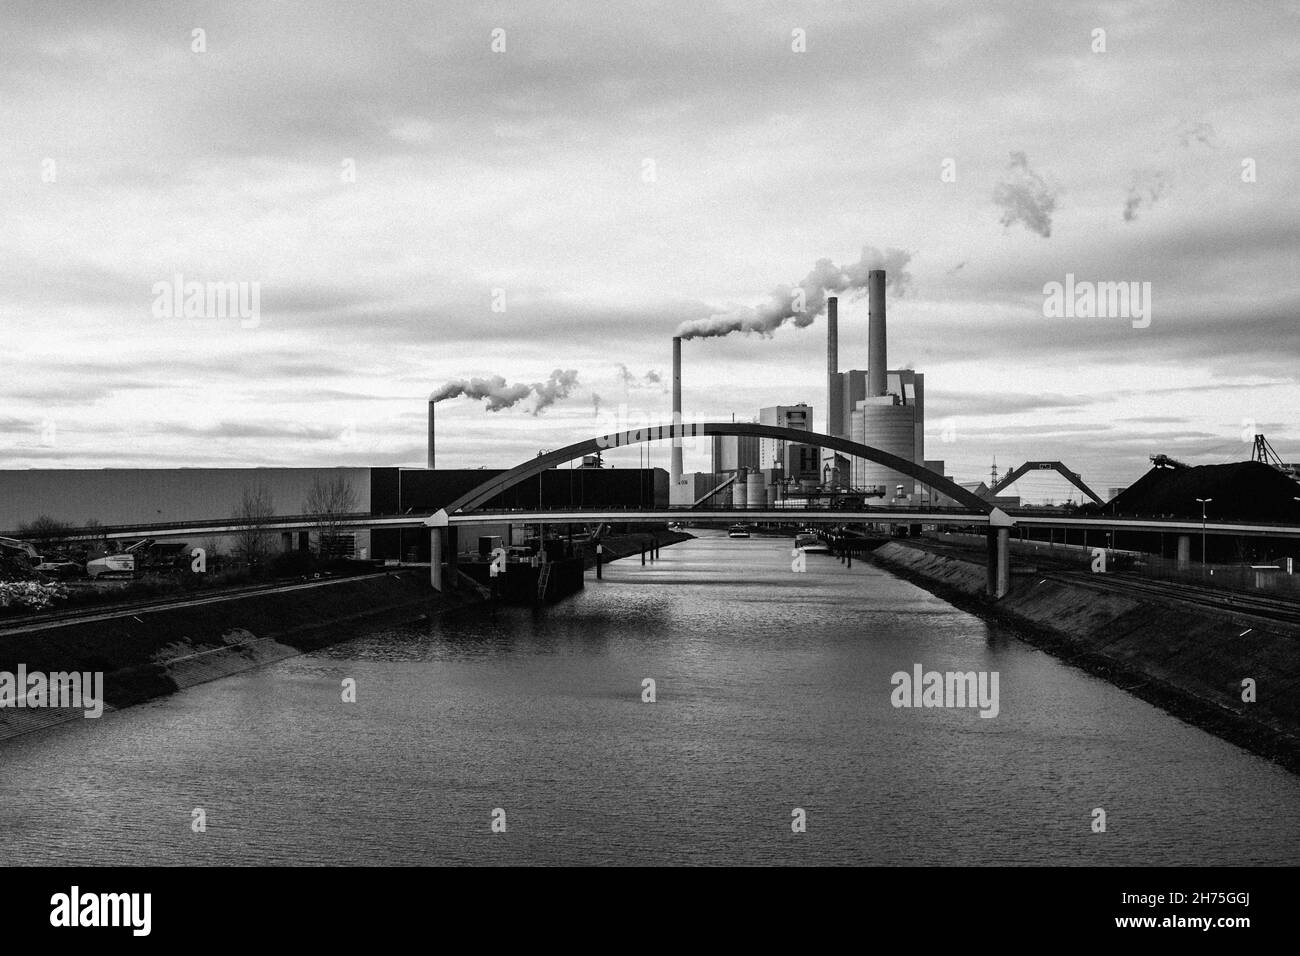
left=3, top=0, right=1298, bottom=501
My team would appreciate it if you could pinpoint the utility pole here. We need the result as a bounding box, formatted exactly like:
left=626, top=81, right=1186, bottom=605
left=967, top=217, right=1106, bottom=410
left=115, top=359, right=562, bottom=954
left=1196, top=497, right=1213, bottom=569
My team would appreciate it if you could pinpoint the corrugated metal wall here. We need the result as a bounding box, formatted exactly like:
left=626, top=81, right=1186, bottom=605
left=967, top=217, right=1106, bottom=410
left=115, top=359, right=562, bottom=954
left=0, top=468, right=373, bottom=531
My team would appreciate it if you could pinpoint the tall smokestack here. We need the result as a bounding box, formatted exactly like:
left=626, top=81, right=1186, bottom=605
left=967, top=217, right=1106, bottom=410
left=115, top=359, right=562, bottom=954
left=867, top=269, right=887, bottom=397
left=826, top=296, right=841, bottom=437
left=671, top=336, right=683, bottom=483
left=427, top=399, right=436, bottom=469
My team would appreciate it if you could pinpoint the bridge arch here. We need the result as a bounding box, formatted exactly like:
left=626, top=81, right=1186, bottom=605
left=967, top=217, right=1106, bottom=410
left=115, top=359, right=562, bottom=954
left=433, top=422, right=996, bottom=519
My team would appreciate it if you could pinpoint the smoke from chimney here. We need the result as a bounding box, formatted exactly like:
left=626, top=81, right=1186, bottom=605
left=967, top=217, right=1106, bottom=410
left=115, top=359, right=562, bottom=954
left=430, top=368, right=579, bottom=415
left=674, top=245, right=911, bottom=341
left=530, top=369, right=579, bottom=415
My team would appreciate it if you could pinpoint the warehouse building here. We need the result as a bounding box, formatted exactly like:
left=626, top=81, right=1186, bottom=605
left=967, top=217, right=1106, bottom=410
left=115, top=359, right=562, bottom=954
left=0, top=465, right=668, bottom=562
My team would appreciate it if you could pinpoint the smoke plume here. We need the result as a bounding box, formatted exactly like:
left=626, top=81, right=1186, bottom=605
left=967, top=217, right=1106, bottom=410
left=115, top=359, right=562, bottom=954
left=675, top=245, right=912, bottom=340
left=432, top=368, right=579, bottom=415
left=616, top=364, right=666, bottom=389
left=993, top=152, right=1057, bottom=238
left=1174, top=120, right=1217, bottom=148
left=1123, top=168, right=1168, bottom=222
left=530, top=368, right=579, bottom=414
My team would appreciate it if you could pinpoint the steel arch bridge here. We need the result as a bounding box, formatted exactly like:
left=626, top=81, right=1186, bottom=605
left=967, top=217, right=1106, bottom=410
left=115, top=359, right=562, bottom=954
left=432, top=421, right=1003, bottom=519
left=424, top=422, right=1016, bottom=595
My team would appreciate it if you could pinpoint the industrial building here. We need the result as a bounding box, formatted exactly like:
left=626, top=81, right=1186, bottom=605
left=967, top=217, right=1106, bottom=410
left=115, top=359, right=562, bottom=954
left=711, top=433, right=760, bottom=473
left=671, top=267, right=931, bottom=508
left=0, top=465, right=668, bottom=562
left=757, top=403, right=813, bottom=469
left=825, top=271, right=927, bottom=502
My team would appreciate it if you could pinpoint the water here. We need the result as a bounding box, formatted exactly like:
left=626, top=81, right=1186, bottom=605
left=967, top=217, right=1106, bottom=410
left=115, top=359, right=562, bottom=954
left=2, top=531, right=1298, bottom=865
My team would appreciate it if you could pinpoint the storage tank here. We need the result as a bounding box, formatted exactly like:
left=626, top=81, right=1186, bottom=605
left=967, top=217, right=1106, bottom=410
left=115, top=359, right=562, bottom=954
left=733, top=470, right=748, bottom=509
left=746, top=472, right=765, bottom=510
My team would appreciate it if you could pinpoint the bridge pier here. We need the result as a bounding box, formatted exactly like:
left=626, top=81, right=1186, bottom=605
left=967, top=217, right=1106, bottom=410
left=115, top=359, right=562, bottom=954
left=430, top=526, right=443, bottom=591
left=1177, top=534, right=1191, bottom=569
left=986, top=523, right=1011, bottom=599
left=996, top=527, right=1010, bottom=598
left=986, top=529, right=997, bottom=595
left=446, top=526, right=458, bottom=590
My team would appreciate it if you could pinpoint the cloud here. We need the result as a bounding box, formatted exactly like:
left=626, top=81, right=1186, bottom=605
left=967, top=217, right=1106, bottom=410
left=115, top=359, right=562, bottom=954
left=165, top=421, right=353, bottom=440
left=924, top=391, right=1091, bottom=418
left=993, top=152, right=1057, bottom=238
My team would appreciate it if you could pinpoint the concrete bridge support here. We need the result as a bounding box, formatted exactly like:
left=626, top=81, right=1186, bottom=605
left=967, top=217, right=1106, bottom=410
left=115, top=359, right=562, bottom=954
left=1177, top=534, right=1191, bottom=569
left=986, top=515, right=1013, bottom=599
left=427, top=510, right=456, bottom=592
left=430, top=526, right=443, bottom=591
left=996, top=528, right=1010, bottom=598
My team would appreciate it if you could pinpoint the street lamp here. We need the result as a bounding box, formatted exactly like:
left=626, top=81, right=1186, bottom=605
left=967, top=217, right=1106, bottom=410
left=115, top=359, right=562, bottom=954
left=1196, top=497, right=1213, bottom=569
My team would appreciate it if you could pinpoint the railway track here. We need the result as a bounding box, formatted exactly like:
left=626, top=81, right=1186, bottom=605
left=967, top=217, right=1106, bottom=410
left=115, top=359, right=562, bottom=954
left=898, top=538, right=1300, bottom=628
left=1038, top=569, right=1300, bottom=628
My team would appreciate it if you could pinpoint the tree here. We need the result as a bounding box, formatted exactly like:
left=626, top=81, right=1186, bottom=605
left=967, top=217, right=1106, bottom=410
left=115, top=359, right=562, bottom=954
left=17, top=514, right=73, bottom=556
left=233, top=483, right=275, bottom=567
left=81, top=518, right=108, bottom=559
left=302, top=474, right=357, bottom=558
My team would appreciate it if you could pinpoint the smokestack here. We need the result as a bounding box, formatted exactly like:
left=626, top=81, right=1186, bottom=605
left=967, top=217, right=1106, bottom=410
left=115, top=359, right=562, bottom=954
left=867, top=269, right=887, bottom=397
left=671, top=336, right=683, bottom=483
left=427, top=399, right=436, bottom=469
left=826, top=296, right=841, bottom=437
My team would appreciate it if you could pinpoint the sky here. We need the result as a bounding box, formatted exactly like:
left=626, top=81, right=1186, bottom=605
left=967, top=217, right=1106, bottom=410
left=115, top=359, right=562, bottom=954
left=2, top=0, right=1298, bottom=502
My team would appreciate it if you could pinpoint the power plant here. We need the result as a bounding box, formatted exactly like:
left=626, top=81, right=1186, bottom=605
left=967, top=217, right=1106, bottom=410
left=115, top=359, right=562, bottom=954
left=673, top=269, right=944, bottom=509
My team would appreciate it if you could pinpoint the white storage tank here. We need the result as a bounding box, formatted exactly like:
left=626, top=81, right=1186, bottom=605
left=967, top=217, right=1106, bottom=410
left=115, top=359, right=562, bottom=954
left=746, top=472, right=765, bottom=509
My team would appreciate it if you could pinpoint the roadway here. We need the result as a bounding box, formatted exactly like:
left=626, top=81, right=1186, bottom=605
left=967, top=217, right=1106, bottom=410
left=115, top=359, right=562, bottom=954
left=13, top=508, right=1300, bottom=541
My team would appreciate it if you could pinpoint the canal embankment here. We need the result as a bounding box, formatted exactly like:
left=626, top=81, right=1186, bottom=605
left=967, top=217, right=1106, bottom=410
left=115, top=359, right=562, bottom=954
left=872, top=540, right=1300, bottom=773
left=0, top=570, right=479, bottom=740
left=0, top=532, right=695, bottom=739
left=584, top=530, right=694, bottom=566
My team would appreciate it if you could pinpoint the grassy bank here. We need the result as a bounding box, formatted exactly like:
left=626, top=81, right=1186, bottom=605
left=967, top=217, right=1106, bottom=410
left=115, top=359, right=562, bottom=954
left=873, top=540, right=1300, bottom=774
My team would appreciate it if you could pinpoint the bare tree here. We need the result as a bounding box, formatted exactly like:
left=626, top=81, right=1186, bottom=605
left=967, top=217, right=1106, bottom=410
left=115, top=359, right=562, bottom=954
left=201, top=535, right=223, bottom=560
left=17, top=514, right=73, bottom=557
left=82, top=518, right=108, bottom=559
left=233, top=483, right=275, bottom=567
left=302, top=474, right=358, bottom=558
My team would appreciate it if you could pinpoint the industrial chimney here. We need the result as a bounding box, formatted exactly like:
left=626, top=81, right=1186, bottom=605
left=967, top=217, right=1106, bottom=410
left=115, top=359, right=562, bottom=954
left=826, top=296, right=842, bottom=438
left=427, top=398, right=436, bottom=469
left=867, top=269, right=887, bottom=397
left=671, top=336, right=683, bottom=484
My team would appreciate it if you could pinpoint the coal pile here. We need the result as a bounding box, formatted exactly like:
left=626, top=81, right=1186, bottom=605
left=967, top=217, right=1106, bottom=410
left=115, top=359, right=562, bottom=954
left=1102, top=461, right=1300, bottom=521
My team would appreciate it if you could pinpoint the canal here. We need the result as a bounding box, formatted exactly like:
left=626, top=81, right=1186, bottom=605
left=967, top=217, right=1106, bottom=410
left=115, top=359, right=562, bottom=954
left=2, top=530, right=1298, bottom=865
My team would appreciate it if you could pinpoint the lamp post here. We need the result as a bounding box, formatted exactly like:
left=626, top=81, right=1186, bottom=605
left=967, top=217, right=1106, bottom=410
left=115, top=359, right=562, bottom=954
left=1196, top=497, right=1213, bottom=569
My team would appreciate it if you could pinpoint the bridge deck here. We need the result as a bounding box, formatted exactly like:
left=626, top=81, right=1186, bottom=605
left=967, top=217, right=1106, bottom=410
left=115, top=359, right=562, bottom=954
left=35, top=508, right=1300, bottom=541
